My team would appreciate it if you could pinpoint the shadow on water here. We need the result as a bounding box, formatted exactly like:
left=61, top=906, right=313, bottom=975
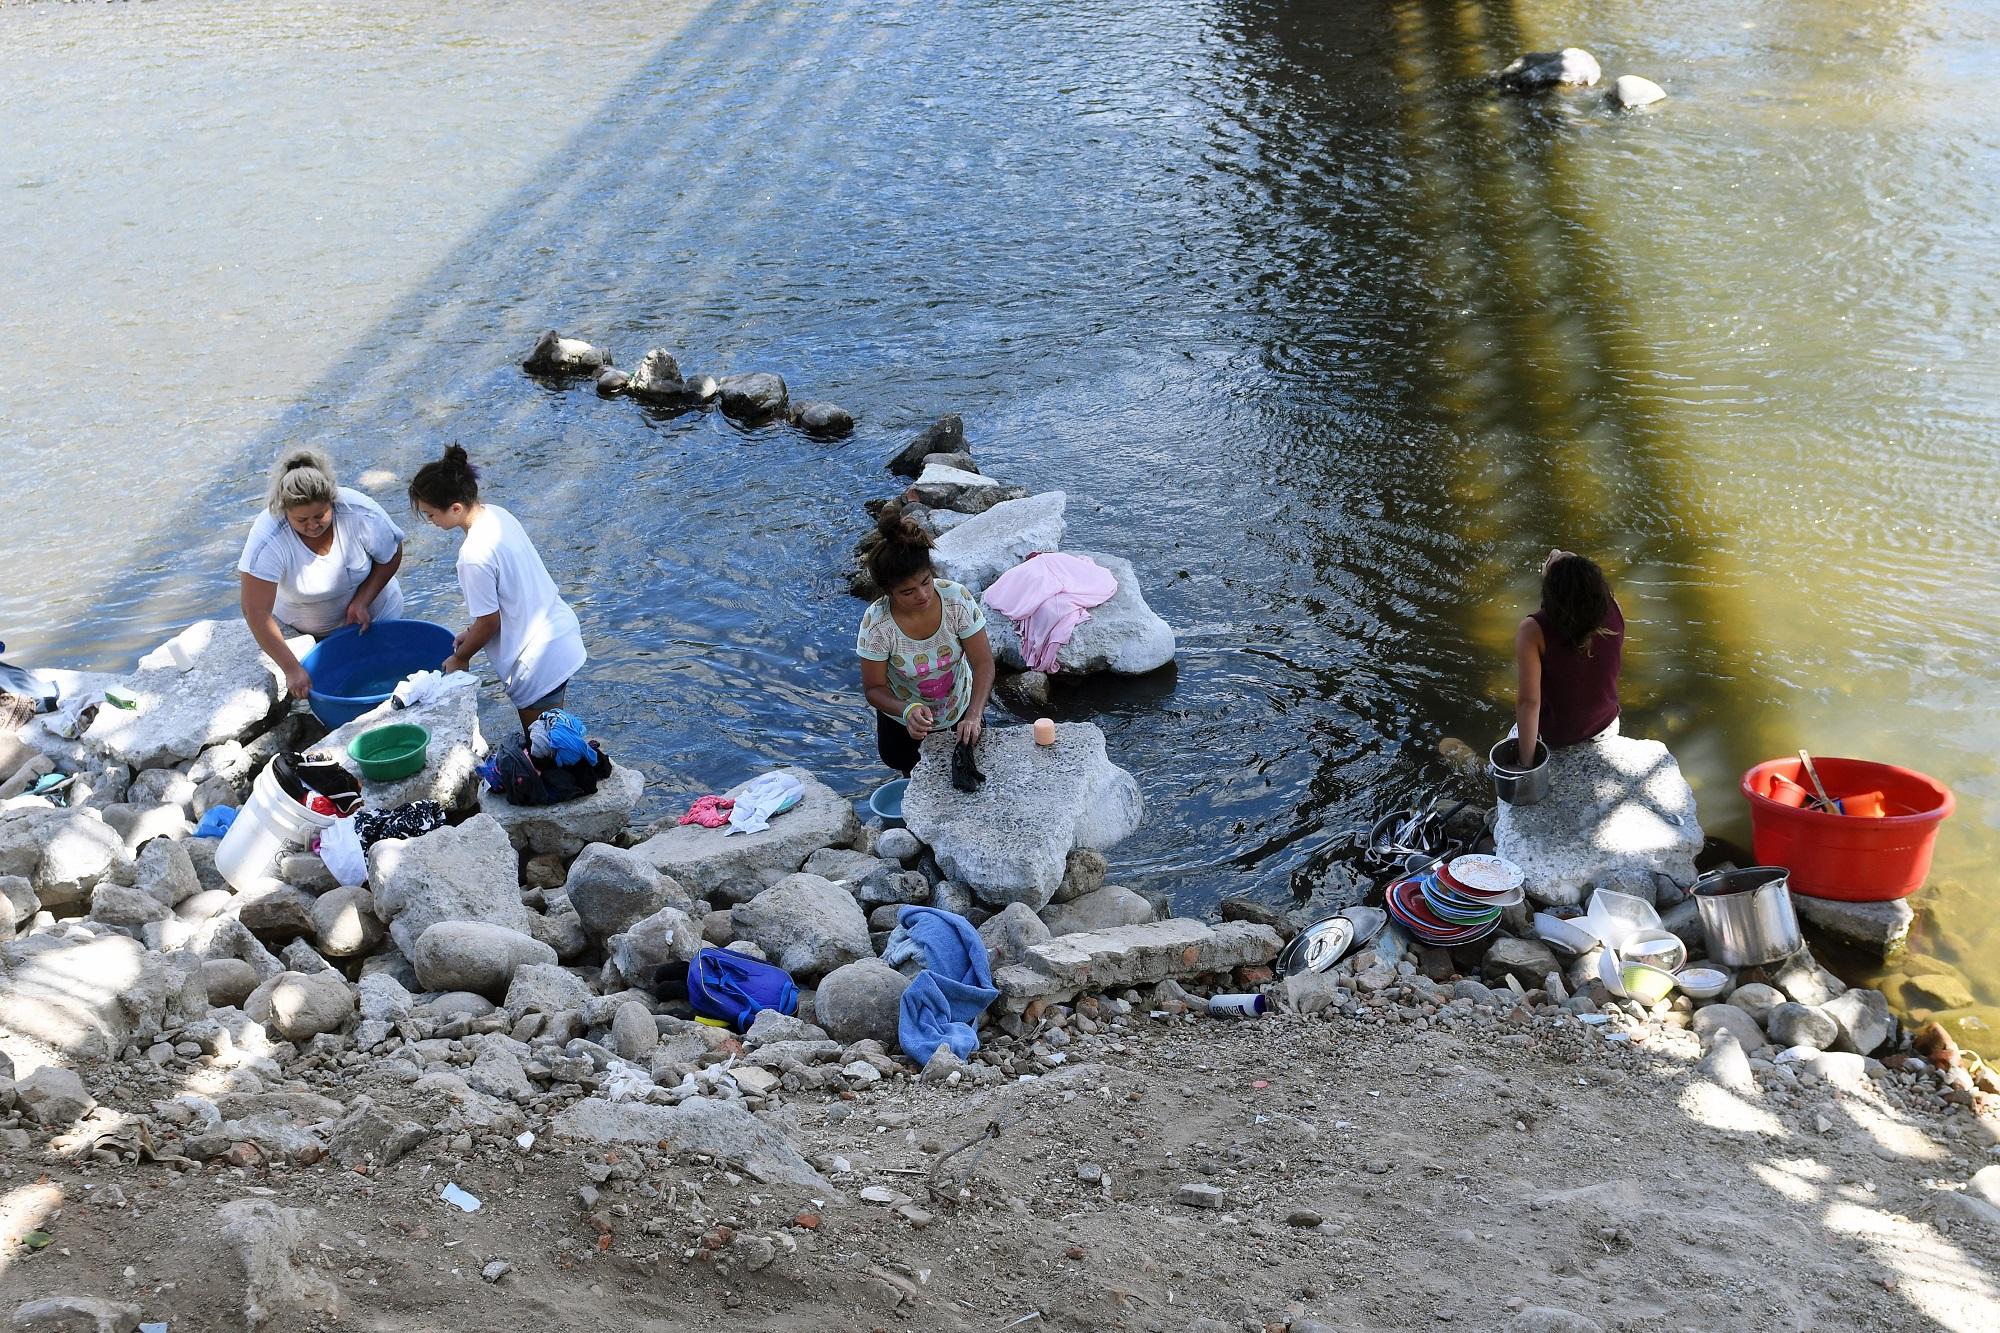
left=1196, top=0, right=1779, bottom=902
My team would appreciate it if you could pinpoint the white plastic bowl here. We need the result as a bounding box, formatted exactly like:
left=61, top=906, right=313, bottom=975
left=1621, top=962, right=1677, bottom=1006
left=1581, top=889, right=1662, bottom=953
left=1533, top=912, right=1596, bottom=956
left=1675, top=966, right=1732, bottom=1000
left=1598, top=946, right=1628, bottom=999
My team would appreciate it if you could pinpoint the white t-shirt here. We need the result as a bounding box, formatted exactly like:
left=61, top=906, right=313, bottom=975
left=238, top=486, right=406, bottom=635
left=457, top=504, right=586, bottom=707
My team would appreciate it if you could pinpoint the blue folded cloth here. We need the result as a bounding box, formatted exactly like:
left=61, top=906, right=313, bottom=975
left=886, top=906, right=999, bottom=1066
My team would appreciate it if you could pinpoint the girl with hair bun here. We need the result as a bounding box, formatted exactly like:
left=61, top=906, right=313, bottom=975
left=856, top=502, right=994, bottom=775
left=238, top=445, right=407, bottom=698
left=1515, top=549, right=1624, bottom=758
left=409, top=445, right=587, bottom=727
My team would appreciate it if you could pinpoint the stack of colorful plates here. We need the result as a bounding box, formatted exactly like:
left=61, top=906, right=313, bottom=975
left=1383, top=854, right=1524, bottom=947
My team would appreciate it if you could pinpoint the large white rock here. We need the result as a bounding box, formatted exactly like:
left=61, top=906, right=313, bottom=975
left=930, top=492, right=1066, bottom=595
left=367, top=814, right=534, bottom=955
left=411, top=921, right=557, bottom=998
left=1042, top=884, right=1158, bottom=936
left=550, top=1096, right=832, bottom=1193
left=631, top=767, right=860, bottom=902
left=83, top=620, right=301, bottom=770
left=321, top=673, right=486, bottom=813
left=0, top=932, right=204, bottom=1058
left=994, top=918, right=1284, bottom=1005
left=0, top=806, right=132, bottom=912
left=1612, top=74, right=1666, bottom=109
left=902, top=722, right=1142, bottom=910
left=478, top=760, right=643, bottom=856
left=603, top=904, right=701, bottom=991
left=731, top=873, right=872, bottom=982
left=1494, top=733, right=1703, bottom=908
left=564, top=842, right=688, bottom=940
left=909, top=464, right=1027, bottom=515
left=1497, top=47, right=1601, bottom=92
left=243, top=968, right=356, bottom=1042
left=982, top=551, right=1175, bottom=675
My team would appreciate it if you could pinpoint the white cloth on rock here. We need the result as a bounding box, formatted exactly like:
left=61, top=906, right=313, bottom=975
left=725, top=772, right=805, bottom=836
left=392, top=669, right=477, bottom=710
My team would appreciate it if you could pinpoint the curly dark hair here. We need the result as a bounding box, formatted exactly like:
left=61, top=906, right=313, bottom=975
left=861, top=501, right=934, bottom=593
left=1541, top=553, right=1613, bottom=654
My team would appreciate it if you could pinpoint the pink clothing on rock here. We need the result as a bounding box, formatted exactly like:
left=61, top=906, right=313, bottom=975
left=981, top=553, right=1116, bottom=672
left=679, top=795, right=735, bottom=828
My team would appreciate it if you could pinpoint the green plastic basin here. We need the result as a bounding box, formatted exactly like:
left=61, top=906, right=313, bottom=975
left=348, top=723, right=430, bottom=782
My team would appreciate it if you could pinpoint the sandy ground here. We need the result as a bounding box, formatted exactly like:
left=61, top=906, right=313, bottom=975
left=6, top=992, right=1999, bottom=1333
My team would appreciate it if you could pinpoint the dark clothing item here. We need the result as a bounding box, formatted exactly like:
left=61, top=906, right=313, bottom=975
left=951, top=740, right=986, bottom=793
left=353, top=800, right=449, bottom=849
left=493, top=738, right=611, bottom=806
left=877, top=710, right=920, bottom=776
left=1530, top=598, right=1625, bottom=747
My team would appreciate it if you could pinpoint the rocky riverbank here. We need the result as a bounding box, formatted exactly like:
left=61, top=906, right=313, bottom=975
left=3, top=398, right=1996, bottom=1329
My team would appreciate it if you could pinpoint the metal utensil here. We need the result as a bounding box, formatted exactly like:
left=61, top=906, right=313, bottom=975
left=1797, top=749, right=1835, bottom=812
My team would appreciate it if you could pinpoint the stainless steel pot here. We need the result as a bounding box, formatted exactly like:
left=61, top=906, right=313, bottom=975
left=1692, top=866, right=1802, bottom=967
left=1489, top=737, right=1550, bottom=806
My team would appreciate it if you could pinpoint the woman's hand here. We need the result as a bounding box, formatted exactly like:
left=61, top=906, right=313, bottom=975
left=442, top=654, right=469, bottom=676
left=905, top=705, right=935, bottom=740
left=452, top=629, right=472, bottom=657
left=954, top=714, right=983, bottom=747
left=344, top=597, right=373, bottom=633
left=284, top=663, right=312, bottom=700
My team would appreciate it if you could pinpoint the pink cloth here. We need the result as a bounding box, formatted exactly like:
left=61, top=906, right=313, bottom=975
left=981, top=553, right=1116, bottom=672
left=679, top=795, right=735, bottom=828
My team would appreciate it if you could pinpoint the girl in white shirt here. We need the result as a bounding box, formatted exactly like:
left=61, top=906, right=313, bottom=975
left=238, top=447, right=406, bottom=698
left=408, top=445, right=587, bottom=726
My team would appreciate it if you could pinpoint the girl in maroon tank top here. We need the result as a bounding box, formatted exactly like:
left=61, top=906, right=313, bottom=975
left=1515, top=551, right=1623, bottom=757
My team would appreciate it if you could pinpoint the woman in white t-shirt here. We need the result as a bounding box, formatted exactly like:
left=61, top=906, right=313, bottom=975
left=408, top=445, right=587, bottom=727
left=238, top=447, right=407, bottom=699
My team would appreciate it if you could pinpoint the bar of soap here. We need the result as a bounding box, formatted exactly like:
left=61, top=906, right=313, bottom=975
left=1033, top=718, right=1056, bottom=746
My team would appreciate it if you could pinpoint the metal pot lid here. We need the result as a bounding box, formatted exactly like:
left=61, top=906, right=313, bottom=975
left=1337, top=905, right=1387, bottom=950
left=1277, top=916, right=1355, bottom=976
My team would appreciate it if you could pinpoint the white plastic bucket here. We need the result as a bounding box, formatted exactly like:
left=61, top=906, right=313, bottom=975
left=214, top=762, right=334, bottom=890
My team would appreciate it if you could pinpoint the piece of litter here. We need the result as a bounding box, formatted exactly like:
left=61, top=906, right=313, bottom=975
left=440, top=1184, right=481, bottom=1213
left=515, top=1132, right=534, bottom=1152
left=1578, top=1014, right=1610, bottom=1026
left=140, top=1325, right=168, bottom=1333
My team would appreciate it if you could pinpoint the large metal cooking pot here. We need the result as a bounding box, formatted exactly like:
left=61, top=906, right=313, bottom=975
left=1489, top=737, right=1551, bottom=806
left=1692, top=866, right=1803, bottom=967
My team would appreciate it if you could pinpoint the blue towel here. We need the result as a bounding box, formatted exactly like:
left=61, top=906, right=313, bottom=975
left=888, top=906, right=999, bottom=1066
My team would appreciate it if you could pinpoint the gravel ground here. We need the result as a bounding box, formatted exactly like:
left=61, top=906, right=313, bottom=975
left=6, top=981, right=1999, bottom=1332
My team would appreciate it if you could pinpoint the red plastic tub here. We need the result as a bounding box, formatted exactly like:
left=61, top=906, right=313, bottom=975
left=1741, top=757, right=1954, bottom=902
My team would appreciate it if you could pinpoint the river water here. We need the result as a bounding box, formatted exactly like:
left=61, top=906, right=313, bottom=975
left=3, top=1, right=1995, bottom=1040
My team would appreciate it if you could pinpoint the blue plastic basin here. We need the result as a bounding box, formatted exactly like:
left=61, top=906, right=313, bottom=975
left=868, top=778, right=908, bottom=827
left=301, top=620, right=455, bottom=728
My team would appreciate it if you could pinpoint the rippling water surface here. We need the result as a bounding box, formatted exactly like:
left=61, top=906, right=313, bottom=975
left=3, top=0, right=1996, bottom=1039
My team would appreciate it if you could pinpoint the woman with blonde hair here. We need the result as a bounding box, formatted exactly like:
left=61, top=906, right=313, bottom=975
left=238, top=446, right=407, bottom=698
